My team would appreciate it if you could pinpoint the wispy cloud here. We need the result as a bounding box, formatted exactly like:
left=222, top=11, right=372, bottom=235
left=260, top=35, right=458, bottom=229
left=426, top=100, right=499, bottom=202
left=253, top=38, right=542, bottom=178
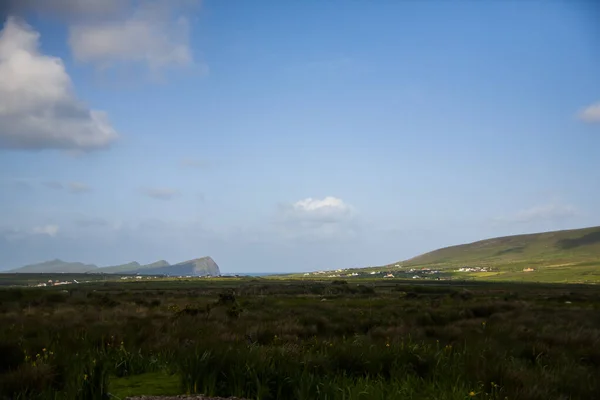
left=67, top=182, right=91, bottom=193
left=32, top=224, right=60, bottom=237
left=41, top=181, right=91, bottom=193
left=495, top=204, right=579, bottom=224
left=577, top=102, right=600, bottom=123
left=140, top=187, right=179, bottom=200
left=43, top=181, right=64, bottom=190
left=68, top=0, right=204, bottom=77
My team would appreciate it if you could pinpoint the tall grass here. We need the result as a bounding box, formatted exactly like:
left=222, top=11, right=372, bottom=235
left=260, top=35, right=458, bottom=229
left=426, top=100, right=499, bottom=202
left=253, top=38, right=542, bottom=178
left=177, top=338, right=476, bottom=400
left=1, top=280, right=600, bottom=399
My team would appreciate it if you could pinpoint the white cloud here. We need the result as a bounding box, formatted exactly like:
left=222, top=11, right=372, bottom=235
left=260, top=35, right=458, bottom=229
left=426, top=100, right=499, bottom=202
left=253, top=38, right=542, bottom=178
left=0, top=17, right=118, bottom=151
left=578, top=102, right=600, bottom=123
left=293, top=196, right=349, bottom=212
left=277, top=196, right=359, bottom=240
left=286, top=196, right=354, bottom=223
left=140, top=187, right=179, bottom=200
left=32, top=224, right=60, bottom=237
left=68, top=1, right=195, bottom=72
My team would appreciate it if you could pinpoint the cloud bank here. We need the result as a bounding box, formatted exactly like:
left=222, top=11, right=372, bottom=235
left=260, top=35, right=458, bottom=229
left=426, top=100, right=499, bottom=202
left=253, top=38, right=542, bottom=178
left=0, top=18, right=118, bottom=151
left=2, top=0, right=200, bottom=74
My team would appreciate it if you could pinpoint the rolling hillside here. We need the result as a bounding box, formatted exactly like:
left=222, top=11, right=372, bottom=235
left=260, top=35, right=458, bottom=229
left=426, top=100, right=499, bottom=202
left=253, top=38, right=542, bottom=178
left=395, top=226, right=600, bottom=269
left=377, top=226, right=600, bottom=282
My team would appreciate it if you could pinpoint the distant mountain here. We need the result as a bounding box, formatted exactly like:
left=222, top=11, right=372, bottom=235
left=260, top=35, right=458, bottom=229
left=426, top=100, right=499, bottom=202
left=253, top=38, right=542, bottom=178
left=96, top=261, right=141, bottom=274
left=96, top=260, right=170, bottom=274
left=6, top=257, right=220, bottom=276
left=129, top=257, right=220, bottom=276
left=9, top=259, right=98, bottom=273
left=142, top=260, right=170, bottom=269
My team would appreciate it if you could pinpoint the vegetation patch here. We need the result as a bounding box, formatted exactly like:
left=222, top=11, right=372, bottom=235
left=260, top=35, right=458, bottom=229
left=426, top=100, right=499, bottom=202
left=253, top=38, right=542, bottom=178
left=1, top=279, right=600, bottom=399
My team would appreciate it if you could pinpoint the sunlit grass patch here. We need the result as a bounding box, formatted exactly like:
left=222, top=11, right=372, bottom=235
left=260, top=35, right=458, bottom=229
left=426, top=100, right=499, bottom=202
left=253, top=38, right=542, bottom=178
left=110, top=372, right=180, bottom=398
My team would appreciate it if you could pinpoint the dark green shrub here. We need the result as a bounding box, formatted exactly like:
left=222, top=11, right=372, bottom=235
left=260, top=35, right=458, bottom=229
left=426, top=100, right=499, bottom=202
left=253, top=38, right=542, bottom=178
left=0, top=342, right=23, bottom=374
left=356, top=284, right=375, bottom=295
left=0, top=363, right=54, bottom=399
left=331, top=280, right=348, bottom=285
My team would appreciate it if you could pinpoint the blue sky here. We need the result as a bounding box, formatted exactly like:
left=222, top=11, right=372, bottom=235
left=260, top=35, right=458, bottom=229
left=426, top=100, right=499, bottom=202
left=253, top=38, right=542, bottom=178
left=0, top=0, right=599, bottom=272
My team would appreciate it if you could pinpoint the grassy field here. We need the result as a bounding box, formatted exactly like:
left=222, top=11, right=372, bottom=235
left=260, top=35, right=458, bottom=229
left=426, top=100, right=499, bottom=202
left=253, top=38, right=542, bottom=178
left=342, top=226, right=600, bottom=283
left=403, top=226, right=600, bottom=267
left=1, top=278, right=599, bottom=399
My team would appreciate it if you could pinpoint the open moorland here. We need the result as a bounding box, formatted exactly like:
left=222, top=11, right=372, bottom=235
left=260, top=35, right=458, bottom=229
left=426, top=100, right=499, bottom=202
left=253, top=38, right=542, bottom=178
left=1, top=278, right=599, bottom=400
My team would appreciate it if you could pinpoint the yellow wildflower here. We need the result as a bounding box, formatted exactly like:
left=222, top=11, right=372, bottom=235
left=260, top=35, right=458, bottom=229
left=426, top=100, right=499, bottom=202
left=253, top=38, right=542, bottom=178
left=469, top=391, right=476, bottom=397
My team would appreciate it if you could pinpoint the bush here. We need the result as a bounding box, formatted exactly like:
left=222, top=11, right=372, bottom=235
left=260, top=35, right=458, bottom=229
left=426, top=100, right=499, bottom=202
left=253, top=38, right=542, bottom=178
left=0, top=363, right=54, bottom=398
left=0, top=342, right=23, bottom=374
left=45, top=292, right=68, bottom=304
left=217, top=291, right=236, bottom=306
left=331, top=280, right=348, bottom=285
left=356, top=285, right=375, bottom=295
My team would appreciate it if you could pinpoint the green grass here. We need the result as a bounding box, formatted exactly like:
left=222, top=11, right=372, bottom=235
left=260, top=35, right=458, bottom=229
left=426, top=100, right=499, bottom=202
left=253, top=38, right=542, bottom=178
left=349, top=226, right=600, bottom=283
left=1, top=279, right=600, bottom=399
left=110, top=372, right=180, bottom=397
left=398, top=225, right=600, bottom=268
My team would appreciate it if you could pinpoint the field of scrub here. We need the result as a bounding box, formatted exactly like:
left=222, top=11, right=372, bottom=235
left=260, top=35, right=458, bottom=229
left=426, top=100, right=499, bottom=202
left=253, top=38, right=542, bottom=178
left=1, top=278, right=599, bottom=399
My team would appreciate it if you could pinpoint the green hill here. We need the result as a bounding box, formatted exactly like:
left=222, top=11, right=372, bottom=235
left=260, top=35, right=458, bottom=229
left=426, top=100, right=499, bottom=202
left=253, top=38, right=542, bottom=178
left=96, top=260, right=170, bottom=274
left=95, top=261, right=141, bottom=274
left=8, top=259, right=98, bottom=273
left=383, top=226, right=600, bottom=282
left=130, top=257, right=220, bottom=276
